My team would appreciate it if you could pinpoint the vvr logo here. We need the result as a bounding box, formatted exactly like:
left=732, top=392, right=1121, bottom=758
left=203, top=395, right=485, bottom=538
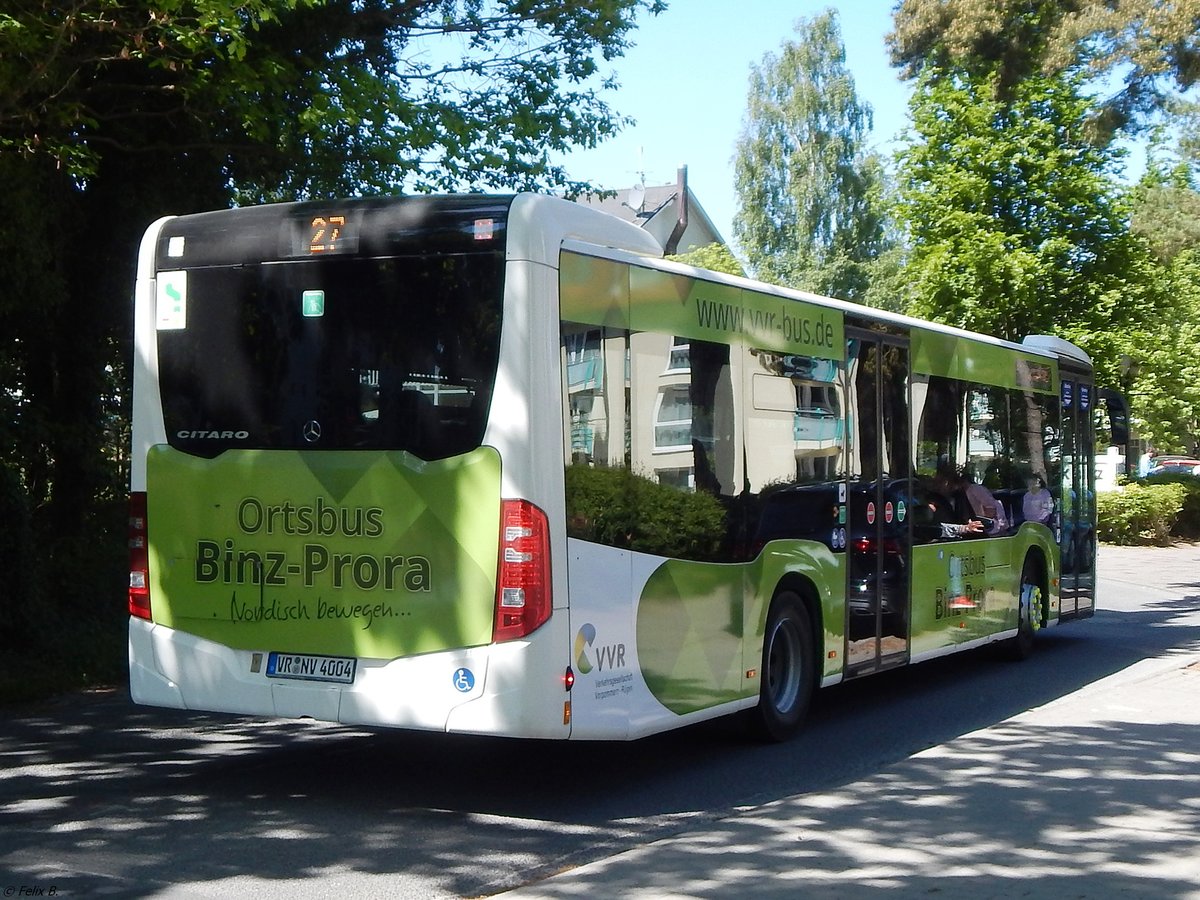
left=574, top=623, right=626, bottom=675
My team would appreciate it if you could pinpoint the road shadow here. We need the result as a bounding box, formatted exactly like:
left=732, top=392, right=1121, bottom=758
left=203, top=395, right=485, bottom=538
left=2, top=598, right=1198, bottom=897
left=504, top=715, right=1200, bottom=898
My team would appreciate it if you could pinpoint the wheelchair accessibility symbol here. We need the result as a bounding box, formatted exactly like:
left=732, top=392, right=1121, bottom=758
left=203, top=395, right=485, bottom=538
left=453, top=667, right=475, bottom=693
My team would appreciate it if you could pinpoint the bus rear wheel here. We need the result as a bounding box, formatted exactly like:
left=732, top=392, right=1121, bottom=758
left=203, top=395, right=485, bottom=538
left=749, top=591, right=815, bottom=742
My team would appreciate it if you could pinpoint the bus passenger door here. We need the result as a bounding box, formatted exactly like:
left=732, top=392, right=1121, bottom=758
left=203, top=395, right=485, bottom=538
left=1059, top=375, right=1097, bottom=618
left=844, top=332, right=912, bottom=675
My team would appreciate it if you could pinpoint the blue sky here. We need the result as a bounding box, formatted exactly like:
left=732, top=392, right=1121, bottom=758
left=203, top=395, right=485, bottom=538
left=556, top=0, right=911, bottom=244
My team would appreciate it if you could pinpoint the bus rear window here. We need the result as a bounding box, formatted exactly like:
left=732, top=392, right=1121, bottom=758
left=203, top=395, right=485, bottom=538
left=157, top=253, right=504, bottom=458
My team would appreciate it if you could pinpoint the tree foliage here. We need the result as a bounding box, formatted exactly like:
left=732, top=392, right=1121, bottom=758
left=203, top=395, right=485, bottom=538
left=888, top=0, right=1200, bottom=136
left=895, top=68, right=1152, bottom=343
left=886, top=0, right=1200, bottom=457
left=667, top=242, right=746, bottom=278
left=1, top=0, right=663, bottom=197
left=1116, top=248, right=1200, bottom=455
left=0, top=0, right=662, bottom=695
left=1131, top=156, right=1200, bottom=262
left=732, top=10, right=889, bottom=301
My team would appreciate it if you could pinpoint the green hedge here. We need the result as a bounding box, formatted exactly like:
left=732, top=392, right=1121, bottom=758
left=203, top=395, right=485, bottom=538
left=1141, top=474, right=1200, bottom=539
left=565, top=465, right=727, bottom=560
left=1097, top=481, right=1188, bottom=545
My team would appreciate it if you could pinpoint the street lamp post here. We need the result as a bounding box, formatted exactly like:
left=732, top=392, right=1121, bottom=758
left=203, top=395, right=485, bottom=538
left=1119, top=355, right=1139, bottom=477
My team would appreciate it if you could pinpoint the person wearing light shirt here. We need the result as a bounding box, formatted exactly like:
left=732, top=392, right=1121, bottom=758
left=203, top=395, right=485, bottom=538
left=1022, top=475, right=1054, bottom=525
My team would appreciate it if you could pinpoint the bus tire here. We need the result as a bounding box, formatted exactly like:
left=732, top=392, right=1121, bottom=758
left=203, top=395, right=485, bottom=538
left=1006, top=559, right=1043, bottom=660
left=749, top=590, right=815, bottom=742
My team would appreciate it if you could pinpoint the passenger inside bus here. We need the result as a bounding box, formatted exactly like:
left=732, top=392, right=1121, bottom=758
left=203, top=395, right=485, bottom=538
left=913, top=467, right=987, bottom=541
left=959, top=470, right=1008, bottom=534
left=1022, top=474, right=1054, bottom=525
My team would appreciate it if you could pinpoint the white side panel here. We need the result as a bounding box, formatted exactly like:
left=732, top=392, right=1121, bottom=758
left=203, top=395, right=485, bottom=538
left=564, top=541, right=760, bottom=740
left=564, top=539, right=636, bottom=739
left=489, top=198, right=672, bottom=739
left=443, top=611, right=572, bottom=739
left=487, top=195, right=662, bottom=617
left=130, top=216, right=174, bottom=491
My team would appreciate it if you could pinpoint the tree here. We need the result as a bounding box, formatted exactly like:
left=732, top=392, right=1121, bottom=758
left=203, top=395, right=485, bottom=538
left=732, top=10, right=890, bottom=302
left=667, top=243, right=746, bottom=278
left=1121, top=253, right=1200, bottom=455
left=887, top=0, right=1200, bottom=137
left=1131, top=155, right=1200, bottom=262
left=1122, top=160, right=1200, bottom=454
left=895, top=68, right=1154, bottom=345
left=1, top=0, right=664, bottom=195
left=0, top=0, right=663, bottom=693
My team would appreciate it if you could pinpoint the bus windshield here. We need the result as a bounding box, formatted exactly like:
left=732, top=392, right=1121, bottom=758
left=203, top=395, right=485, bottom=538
left=156, top=253, right=504, bottom=459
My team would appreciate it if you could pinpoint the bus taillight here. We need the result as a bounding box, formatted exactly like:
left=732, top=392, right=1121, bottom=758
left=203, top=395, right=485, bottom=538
left=129, top=492, right=152, bottom=620
left=493, top=499, right=551, bottom=642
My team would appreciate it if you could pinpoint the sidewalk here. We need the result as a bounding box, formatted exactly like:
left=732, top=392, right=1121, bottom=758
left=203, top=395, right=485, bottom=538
left=501, top=545, right=1200, bottom=899
left=1093, top=540, right=1200, bottom=587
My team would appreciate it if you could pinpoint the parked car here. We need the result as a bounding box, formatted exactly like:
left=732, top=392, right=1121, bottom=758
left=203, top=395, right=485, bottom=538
left=1148, top=459, right=1200, bottom=477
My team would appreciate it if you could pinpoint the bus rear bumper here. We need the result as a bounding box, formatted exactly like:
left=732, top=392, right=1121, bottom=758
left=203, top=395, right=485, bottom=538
left=127, top=617, right=571, bottom=738
left=129, top=617, right=187, bottom=710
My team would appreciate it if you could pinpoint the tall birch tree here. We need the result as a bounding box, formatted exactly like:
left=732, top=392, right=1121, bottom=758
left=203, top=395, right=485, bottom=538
left=733, top=10, right=889, bottom=302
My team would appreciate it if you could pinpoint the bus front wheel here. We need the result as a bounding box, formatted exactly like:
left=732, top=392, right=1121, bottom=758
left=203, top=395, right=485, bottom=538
left=750, top=591, right=815, bottom=742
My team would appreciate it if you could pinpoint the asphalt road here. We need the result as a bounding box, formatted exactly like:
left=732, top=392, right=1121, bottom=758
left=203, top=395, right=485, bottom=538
left=2, top=544, right=1197, bottom=899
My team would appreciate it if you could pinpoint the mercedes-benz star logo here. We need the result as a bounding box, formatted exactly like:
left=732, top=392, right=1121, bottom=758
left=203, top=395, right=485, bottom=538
left=302, top=420, right=322, bottom=443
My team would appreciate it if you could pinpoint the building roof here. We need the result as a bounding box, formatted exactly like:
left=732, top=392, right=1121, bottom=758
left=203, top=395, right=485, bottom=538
left=576, top=179, right=725, bottom=255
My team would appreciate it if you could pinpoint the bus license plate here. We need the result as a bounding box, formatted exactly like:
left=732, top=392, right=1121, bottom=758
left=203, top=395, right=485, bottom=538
left=266, top=652, right=356, bottom=684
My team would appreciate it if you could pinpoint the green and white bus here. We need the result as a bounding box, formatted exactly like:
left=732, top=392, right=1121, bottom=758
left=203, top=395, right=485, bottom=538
left=129, top=193, right=1115, bottom=740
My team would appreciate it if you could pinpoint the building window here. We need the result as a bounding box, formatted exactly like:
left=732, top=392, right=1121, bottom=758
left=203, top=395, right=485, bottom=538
left=654, top=385, right=692, bottom=450
left=667, top=335, right=690, bottom=371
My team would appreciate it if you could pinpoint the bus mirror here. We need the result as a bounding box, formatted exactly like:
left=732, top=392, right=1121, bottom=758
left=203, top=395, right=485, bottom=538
left=1097, top=388, right=1129, bottom=445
